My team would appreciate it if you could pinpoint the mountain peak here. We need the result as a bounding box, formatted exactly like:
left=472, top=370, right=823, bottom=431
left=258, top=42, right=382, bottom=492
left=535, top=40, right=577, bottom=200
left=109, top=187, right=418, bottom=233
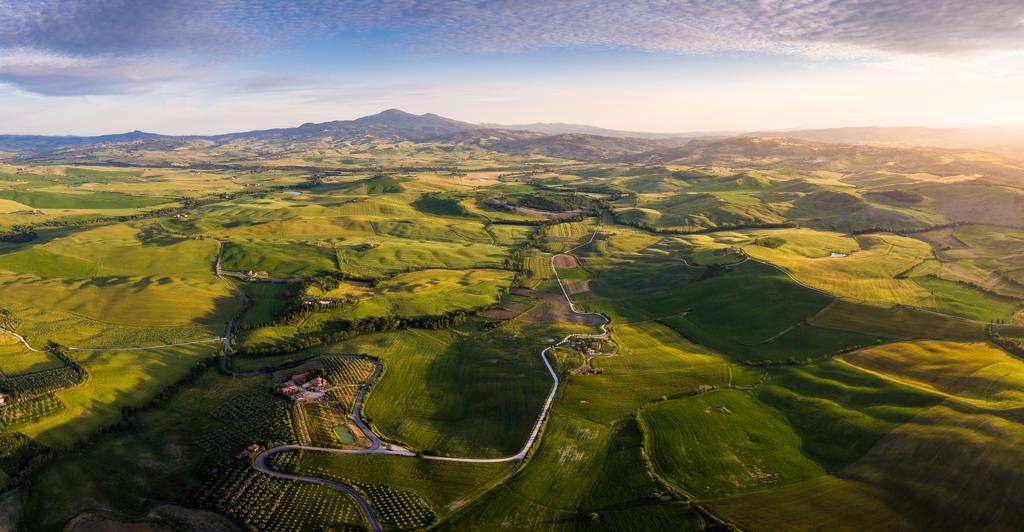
left=350, top=109, right=475, bottom=132
left=354, top=109, right=418, bottom=122
left=379, top=108, right=415, bottom=116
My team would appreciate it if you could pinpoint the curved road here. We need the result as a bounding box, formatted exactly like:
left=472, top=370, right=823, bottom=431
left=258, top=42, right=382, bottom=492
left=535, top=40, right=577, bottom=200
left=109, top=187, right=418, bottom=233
left=0, top=327, right=46, bottom=352
left=252, top=455, right=384, bottom=532
left=253, top=222, right=610, bottom=528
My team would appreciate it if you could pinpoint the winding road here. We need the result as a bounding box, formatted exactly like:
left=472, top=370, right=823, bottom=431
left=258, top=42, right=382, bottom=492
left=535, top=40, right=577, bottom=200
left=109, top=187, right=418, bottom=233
left=3, top=222, right=609, bottom=530
left=0, top=327, right=46, bottom=352
left=252, top=221, right=610, bottom=529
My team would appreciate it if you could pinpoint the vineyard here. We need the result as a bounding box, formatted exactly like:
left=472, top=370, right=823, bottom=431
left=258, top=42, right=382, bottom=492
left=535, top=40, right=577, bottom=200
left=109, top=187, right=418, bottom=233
left=0, top=365, right=82, bottom=398
left=321, top=356, right=376, bottom=412
left=0, top=394, right=65, bottom=427
left=266, top=448, right=300, bottom=474
left=213, top=390, right=297, bottom=444
left=300, top=402, right=347, bottom=447
left=192, top=425, right=261, bottom=464
left=322, top=356, right=376, bottom=385
left=300, top=462, right=437, bottom=530
left=357, top=483, right=436, bottom=530
left=195, top=461, right=363, bottom=531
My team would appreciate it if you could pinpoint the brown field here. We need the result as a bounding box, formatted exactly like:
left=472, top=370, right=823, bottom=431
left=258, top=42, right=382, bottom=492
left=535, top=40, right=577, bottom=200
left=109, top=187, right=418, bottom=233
left=479, top=300, right=534, bottom=320
left=552, top=254, right=579, bottom=268
left=511, top=287, right=604, bottom=325
left=560, top=279, right=590, bottom=295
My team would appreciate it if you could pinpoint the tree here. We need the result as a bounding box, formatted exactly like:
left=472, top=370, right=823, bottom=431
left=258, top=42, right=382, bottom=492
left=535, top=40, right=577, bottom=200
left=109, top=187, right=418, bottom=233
left=0, top=224, right=37, bottom=243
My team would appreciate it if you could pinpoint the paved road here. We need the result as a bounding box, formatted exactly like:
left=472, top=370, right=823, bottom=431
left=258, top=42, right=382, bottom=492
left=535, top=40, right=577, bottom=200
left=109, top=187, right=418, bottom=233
left=215, top=239, right=252, bottom=375
left=252, top=450, right=383, bottom=532
left=0, top=327, right=46, bottom=352
left=253, top=355, right=410, bottom=531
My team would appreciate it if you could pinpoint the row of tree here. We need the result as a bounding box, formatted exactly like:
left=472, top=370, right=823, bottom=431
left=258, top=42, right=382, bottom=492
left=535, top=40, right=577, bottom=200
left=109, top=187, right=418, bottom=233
left=0, top=224, right=36, bottom=243
left=236, top=311, right=471, bottom=356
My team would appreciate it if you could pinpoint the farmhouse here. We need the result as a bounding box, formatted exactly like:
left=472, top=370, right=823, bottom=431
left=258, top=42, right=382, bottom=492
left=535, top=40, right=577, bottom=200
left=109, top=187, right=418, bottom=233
left=278, top=372, right=330, bottom=403
left=304, top=376, right=327, bottom=390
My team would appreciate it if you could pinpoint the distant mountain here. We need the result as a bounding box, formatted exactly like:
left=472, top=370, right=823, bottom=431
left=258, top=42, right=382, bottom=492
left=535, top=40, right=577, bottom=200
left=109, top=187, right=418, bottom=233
left=749, top=126, right=1024, bottom=155
left=0, top=130, right=169, bottom=151
left=211, top=109, right=483, bottom=143
left=624, top=136, right=1024, bottom=185
left=0, top=109, right=682, bottom=163
left=355, top=109, right=474, bottom=131
left=488, top=133, right=679, bottom=160
left=479, top=122, right=679, bottom=139
left=5, top=111, right=1021, bottom=165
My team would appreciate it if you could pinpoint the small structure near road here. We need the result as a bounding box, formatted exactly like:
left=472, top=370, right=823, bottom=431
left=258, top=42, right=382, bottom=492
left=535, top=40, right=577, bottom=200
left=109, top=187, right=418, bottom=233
left=235, top=443, right=261, bottom=459
left=278, top=372, right=330, bottom=403
left=245, top=270, right=269, bottom=280
left=565, top=337, right=617, bottom=376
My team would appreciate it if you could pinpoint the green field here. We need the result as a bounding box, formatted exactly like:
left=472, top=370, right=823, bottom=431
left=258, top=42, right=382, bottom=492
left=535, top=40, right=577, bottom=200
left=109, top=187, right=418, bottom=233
left=0, top=336, right=64, bottom=375
left=839, top=340, right=1024, bottom=409
left=3, top=134, right=1024, bottom=530
left=0, top=189, right=171, bottom=209
left=233, top=280, right=296, bottom=328
left=912, top=275, right=1019, bottom=322
left=809, top=298, right=986, bottom=341
left=756, top=360, right=942, bottom=470
left=737, top=229, right=934, bottom=306
left=639, top=391, right=825, bottom=498
left=291, top=323, right=587, bottom=457
left=336, top=237, right=511, bottom=278
left=21, top=343, right=221, bottom=448
left=221, top=241, right=338, bottom=278
left=0, top=272, right=239, bottom=328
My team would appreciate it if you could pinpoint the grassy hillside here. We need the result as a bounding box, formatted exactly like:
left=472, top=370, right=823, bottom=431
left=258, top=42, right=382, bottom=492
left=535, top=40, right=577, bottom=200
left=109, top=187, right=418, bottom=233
left=5, top=142, right=1024, bottom=530
left=639, top=391, right=825, bottom=498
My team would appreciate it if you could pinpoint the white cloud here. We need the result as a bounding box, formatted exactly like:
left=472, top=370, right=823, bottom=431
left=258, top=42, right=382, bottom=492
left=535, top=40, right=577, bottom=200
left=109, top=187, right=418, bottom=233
left=1, top=1, right=1023, bottom=96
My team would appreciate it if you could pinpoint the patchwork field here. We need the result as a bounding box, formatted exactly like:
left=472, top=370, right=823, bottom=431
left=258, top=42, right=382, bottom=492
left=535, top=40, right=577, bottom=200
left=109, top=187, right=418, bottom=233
left=741, top=229, right=934, bottom=306
left=2, top=132, right=1024, bottom=531
left=838, top=340, right=1024, bottom=409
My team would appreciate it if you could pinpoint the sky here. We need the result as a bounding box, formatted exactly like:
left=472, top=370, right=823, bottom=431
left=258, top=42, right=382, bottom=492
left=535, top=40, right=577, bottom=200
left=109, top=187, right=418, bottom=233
left=1, top=0, right=1023, bottom=135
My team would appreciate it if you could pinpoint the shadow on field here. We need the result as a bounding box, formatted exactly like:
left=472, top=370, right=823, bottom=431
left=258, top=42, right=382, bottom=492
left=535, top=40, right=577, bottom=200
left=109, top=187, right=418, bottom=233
left=423, top=328, right=549, bottom=458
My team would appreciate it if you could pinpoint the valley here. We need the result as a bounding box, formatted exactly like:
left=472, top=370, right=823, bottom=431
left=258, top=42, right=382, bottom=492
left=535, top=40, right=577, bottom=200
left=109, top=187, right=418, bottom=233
left=1, top=111, right=1024, bottom=531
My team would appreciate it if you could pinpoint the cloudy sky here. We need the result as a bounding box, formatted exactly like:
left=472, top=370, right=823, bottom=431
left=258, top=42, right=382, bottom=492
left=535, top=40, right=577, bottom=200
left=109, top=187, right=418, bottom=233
left=1, top=0, right=1023, bottom=135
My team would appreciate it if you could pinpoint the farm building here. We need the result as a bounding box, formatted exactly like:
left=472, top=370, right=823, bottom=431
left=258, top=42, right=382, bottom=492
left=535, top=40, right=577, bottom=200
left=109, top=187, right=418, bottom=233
left=235, top=443, right=261, bottom=459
